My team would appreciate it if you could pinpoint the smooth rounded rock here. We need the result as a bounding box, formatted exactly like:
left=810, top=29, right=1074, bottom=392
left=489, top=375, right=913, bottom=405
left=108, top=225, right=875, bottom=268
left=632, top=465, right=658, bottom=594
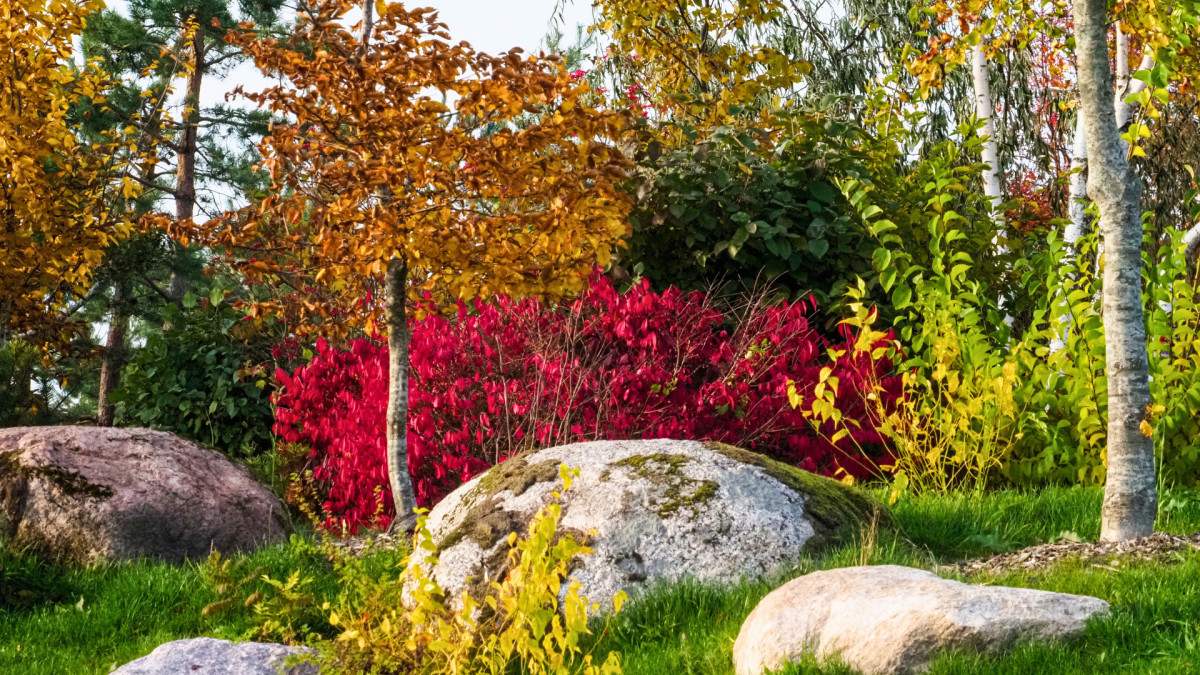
left=733, top=565, right=1110, bottom=675
left=0, top=426, right=290, bottom=563
left=111, top=637, right=316, bottom=674
left=407, top=438, right=885, bottom=611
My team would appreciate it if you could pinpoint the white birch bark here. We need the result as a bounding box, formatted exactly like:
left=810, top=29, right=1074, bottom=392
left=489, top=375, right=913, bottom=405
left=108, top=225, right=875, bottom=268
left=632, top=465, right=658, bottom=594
left=971, top=43, right=1004, bottom=229
left=1075, top=0, right=1157, bottom=541
left=1114, top=31, right=1154, bottom=132
left=1065, top=111, right=1089, bottom=247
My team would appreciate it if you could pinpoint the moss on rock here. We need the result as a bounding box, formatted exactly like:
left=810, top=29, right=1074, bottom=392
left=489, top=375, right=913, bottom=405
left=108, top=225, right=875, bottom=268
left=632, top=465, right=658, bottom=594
left=437, top=455, right=561, bottom=553
left=430, top=452, right=591, bottom=611
left=703, top=441, right=891, bottom=540
left=610, top=453, right=721, bottom=518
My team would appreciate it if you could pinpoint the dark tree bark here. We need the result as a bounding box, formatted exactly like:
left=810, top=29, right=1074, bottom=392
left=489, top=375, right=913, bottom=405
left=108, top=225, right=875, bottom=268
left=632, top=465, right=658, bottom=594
left=385, top=256, right=418, bottom=532
left=97, top=284, right=130, bottom=426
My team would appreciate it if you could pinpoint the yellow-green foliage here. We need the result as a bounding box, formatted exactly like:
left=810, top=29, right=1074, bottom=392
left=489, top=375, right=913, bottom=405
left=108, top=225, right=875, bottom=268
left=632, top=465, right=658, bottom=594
left=790, top=155, right=1200, bottom=495
left=295, top=465, right=622, bottom=675
left=401, top=465, right=624, bottom=675
left=788, top=157, right=1041, bottom=497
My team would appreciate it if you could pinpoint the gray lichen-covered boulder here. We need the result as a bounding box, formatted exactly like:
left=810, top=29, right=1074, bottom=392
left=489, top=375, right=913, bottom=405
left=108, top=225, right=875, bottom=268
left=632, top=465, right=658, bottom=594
left=0, top=426, right=289, bottom=563
left=111, top=637, right=316, bottom=674
left=408, top=439, right=887, bottom=610
left=732, top=565, right=1110, bottom=675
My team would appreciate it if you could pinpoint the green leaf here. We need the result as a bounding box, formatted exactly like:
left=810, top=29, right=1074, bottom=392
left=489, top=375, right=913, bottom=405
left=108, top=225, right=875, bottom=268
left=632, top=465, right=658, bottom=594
left=209, top=287, right=225, bottom=307
left=808, top=238, right=829, bottom=259
left=1150, top=62, right=1170, bottom=88
left=182, top=292, right=198, bottom=309
left=810, top=182, right=836, bottom=205
left=731, top=226, right=750, bottom=248
left=880, top=265, right=897, bottom=291
left=872, top=248, right=892, bottom=273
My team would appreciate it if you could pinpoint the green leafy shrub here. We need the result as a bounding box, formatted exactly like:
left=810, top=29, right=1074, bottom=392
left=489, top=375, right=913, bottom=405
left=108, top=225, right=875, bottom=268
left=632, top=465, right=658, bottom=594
left=622, top=114, right=878, bottom=307
left=0, top=340, right=39, bottom=426
left=113, top=301, right=289, bottom=457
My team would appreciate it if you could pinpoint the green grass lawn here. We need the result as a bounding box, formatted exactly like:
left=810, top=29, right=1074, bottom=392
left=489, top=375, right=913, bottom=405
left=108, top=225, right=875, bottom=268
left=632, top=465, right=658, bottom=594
left=5, top=486, right=1200, bottom=674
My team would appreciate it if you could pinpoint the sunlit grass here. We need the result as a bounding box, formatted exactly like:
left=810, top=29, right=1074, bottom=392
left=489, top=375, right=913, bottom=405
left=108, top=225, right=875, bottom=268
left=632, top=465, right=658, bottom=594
left=5, top=485, right=1200, bottom=673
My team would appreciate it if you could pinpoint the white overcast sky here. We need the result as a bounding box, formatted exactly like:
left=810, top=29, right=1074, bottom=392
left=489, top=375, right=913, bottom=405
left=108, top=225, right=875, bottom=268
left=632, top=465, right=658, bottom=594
left=203, top=0, right=599, bottom=107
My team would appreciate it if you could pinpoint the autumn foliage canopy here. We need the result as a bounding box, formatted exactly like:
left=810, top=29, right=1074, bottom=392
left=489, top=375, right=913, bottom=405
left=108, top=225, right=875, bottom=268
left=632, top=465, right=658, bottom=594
left=0, top=0, right=144, bottom=339
left=181, top=0, right=634, bottom=333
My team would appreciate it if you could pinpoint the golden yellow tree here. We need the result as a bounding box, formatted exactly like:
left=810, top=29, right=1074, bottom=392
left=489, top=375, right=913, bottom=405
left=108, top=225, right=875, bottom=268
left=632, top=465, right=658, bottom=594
left=591, top=0, right=806, bottom=142
left=184, top=0, right=632, bottom=529
left=0, top=0, right=144, bottom=341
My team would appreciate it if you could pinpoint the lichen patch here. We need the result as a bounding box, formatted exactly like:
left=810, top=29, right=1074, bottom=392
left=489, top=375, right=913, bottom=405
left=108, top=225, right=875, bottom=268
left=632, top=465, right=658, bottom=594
left=610, top=453, right=721, bottom=518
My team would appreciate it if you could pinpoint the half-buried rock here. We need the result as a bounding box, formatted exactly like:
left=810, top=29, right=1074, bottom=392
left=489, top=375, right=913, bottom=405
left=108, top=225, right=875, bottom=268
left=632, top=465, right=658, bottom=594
left=408, top=438, right=886, bottom=610
left=732, top=565, right=1110, bottom=675
left=0, top=426, right=289, bottom=563
left=111, top=637, right=316, bottom=674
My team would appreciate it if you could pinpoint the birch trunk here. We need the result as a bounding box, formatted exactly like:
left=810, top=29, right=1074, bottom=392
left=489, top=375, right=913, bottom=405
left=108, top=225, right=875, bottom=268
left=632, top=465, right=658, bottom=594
left=971, top=43, right=1004, bottom=229
left=1075, top=0, right=1156, bottom=541
left=385, top=257, right=418, bottom=532
left=97, top=284, right=129, bottom=427
left=1065, top=111, right=1089, bottom=246
left=1114, top=48, right=1154, bottom=131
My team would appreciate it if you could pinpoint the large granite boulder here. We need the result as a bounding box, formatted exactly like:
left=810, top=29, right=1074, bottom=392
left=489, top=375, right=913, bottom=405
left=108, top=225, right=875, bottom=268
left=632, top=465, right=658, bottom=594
left=0, top=426, right=289, bottom=563
left=408, top=439, right=887, bottom=610
left=111, top=638, right=316, bottom=674
left=733, top=565, right=1110, bottom=675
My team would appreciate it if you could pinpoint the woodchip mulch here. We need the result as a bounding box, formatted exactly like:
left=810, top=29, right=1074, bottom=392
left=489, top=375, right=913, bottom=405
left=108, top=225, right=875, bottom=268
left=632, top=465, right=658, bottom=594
left=949, top=531, right=1200, bottom=576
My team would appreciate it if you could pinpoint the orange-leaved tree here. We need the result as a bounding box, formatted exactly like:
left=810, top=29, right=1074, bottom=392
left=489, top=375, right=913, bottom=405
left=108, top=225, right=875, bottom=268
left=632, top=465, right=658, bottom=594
left=182, top=0, right=633, bottom=529
left=0, top=0, right=146, bottom=342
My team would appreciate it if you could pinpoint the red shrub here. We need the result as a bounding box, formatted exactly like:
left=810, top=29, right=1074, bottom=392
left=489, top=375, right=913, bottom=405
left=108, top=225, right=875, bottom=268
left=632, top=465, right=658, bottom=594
left=273, top=276, right=900, bottom=532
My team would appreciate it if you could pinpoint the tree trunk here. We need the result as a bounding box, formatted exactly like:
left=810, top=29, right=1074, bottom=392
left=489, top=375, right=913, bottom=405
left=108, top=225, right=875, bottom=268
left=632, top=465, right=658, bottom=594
left=176, top=32, right=203, bottom=226
left=359, top=0, right=374, bottom=53
left=167, top=32, right=205, bottom=304
left=1114, top=30, right=1153, bottom=132
left=1065, top=110, right=1089, bottom=247
left=97, top=284, right=130, bottom=426
left=1076, top=0, right=1156, bottom=541
left=971, top=43, right=1004, bottom=229
left=385, top=257, right=418, bottom=532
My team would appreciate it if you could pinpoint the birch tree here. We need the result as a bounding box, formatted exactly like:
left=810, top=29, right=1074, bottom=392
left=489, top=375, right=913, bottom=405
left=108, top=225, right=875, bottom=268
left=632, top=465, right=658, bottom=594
left=1075, top=0, right=1156, bottom=540
left=970, top=43, right=1003, bottom=224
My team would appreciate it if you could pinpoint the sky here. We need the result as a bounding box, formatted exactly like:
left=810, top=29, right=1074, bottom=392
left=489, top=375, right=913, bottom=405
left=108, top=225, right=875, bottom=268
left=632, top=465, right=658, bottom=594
left=201, top=0, right=599, bottom=107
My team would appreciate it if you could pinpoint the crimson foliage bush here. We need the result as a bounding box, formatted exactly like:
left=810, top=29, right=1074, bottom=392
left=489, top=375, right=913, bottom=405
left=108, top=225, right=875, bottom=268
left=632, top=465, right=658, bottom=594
left=273, top=276, right=900, bottom=532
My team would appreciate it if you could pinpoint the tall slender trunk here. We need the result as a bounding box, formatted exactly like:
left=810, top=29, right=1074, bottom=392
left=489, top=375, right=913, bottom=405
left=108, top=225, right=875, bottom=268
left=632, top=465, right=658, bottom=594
left=97, top=284, right=130, bottom=426
left=1076, top=0, right=1156, bottom=541
left=1115, top=22, right=1130, bottom=106
left=1066, top=110, right=1089, bottom=247
left=359, top=0, right=374, bottom=51
left=168, top=31, right=205, bottom=304
left=971, top=43, right=1004, bottom=230
left=385, top=257, right=418, bottom=531
left=176, top=32, right=203, bottom=226
left=1113, top=27, right=1153, bottom=132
